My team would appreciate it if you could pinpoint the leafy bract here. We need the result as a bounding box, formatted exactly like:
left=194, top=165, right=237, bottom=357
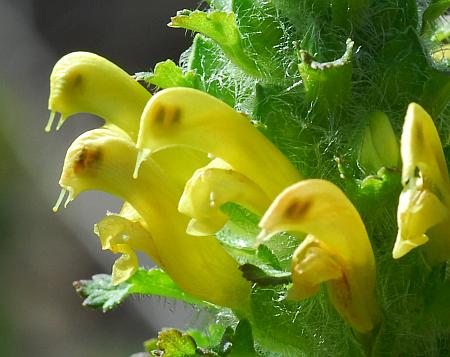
left=73, top=268, right=207, bottom=312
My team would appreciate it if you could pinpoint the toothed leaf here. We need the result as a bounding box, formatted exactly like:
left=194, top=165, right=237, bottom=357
left=155, top=329, right=198, bottom=356
left=73, top=269, right=207, bottom=312
left=239, top=263, right=292, bottom=286
left=188, top=35, right=236, bottom=106
left=73, top=274, right=131, bottom=312
left=170, top=10, right=260, bottom=76
left=135, top=60, right=201, bottom=89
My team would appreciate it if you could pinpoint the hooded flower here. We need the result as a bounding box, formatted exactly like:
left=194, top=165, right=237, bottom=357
left=53, top=127, right=251, bottom=310
left=258, top=179, right=378, bottom=333
left=394, top=103, right=450, bottom=264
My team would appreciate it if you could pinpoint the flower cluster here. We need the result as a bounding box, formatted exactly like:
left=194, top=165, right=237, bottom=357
left=48, top=51, right=449, bottom=337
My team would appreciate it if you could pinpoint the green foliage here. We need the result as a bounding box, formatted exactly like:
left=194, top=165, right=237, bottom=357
left=135, top=60, right=200, bottom=89
left=152, top=329, right=199, bottom=356
left=73, top=274, right=131, bottom=312
left=145, top=320, right=257, bottom=356
left=239, top=263, right=291, bottom=287
left=423, top=0, right=450, bottom=26
left=73, top=269, right=206, bottom=312
left=170, top=10, right=260, bottom=76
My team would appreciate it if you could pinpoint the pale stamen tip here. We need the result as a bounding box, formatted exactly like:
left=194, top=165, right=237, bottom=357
left=55, top=115, right=66, bottom=131
left=52, top=188, right=67, bottom=212
left=45, top=111, right=57, bottom=133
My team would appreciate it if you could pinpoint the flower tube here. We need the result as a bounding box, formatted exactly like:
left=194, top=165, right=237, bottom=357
left=394, top=103, right=450, bottom=263
left=54, top=127, right=251, bottom=310
left=136, top=87, right=301, bottom=199
left=258, top=179, right=378, bottom=333
left=47, top=52, right=151, bottom=140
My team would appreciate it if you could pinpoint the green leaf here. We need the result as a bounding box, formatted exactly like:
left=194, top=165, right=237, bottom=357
left=239, top=263, right=292, bottom=287
left=211, top=320, right=258, bottom=356
left=170, top=10, right=260, bottom=76
left=150, top=329, right=220, bottom=356
left=421, top=68, right=450, bottom=119
left=256, top=244, right=282, bottom=270
left=215, top=326, right=234, bottom=355
left=156, top=329, right=198, bottom=357
left=127, top=269, right=207, bottom=306
left=73, top=269, right=207, bottom=312
left=73, top=274, right=131, bottom=312
left=188, top=34, right=236, bottom=107
left=423, top=1, right=450, bottom=27
left=134, top=60, right=201, bottom=89
left=231, top=0, right=285, bottom=77
left=228, top=320, right=258, bottom=357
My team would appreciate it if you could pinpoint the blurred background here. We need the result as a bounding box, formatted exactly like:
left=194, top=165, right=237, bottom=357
left=0, top=0, right=202, bottom=355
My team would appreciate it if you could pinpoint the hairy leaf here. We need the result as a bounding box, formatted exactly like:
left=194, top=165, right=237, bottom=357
left=73, top=269, right=207, bottom=312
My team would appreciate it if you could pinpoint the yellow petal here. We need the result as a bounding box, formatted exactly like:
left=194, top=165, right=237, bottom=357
left=259, top=179, right=378, bottom=333
left=136, top=87, right=300, bottom=199
left=111, top=244, right=139, bottom=285
left=48, top=52, right=151, bottom=140
left=287, top=236, right=343, bottom=300
left=149, top=147, right=209, bottom=190
left=56, top=128, right=251, bottom=310
left=178, top=158, right=271, bottom=236
left=394, top=103, right=450, bottom=261
left=94, top=204, right=163, bottom=267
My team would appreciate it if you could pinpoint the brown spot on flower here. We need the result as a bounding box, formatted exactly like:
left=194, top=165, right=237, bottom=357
left=171, top=107, right=181, bottom=124
left=413, top=121, right=424, bottom=145
left=284, top=200, right=312, bottom=220
left=152, top=103, right=181, bottom=128
left=153, top=104, right=165, bottom=125
left=73, top=146, right=102, bottom=174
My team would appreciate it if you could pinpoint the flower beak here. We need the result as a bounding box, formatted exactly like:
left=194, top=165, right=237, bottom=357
left=48, top=51, right=150, bottom=140
left=135, top=87, right=300, bottom=199
left=259, top=179, right=378, bottom=333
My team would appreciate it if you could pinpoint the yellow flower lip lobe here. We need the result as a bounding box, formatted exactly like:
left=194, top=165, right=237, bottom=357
left=94, top=203, right=163, bottom=285
left=55, top=127, right=251, bottom=309
left=394, top=103, right=450, bottom=262
left=136, top=87, right=301, bottom=200
left=48, top=52, right=151, bottom=140
left=259, top=179, right=378, bottom=333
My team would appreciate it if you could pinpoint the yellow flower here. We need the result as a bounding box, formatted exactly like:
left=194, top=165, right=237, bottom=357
left=54, top=127, right=251, bottom=310
left=394, top=103, right=450, bottom=263
left=135, top=87, right=301, bottom=200
left=258, top=179, right=378, bottom=333
left=47, top=51, right=150, bottom=140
